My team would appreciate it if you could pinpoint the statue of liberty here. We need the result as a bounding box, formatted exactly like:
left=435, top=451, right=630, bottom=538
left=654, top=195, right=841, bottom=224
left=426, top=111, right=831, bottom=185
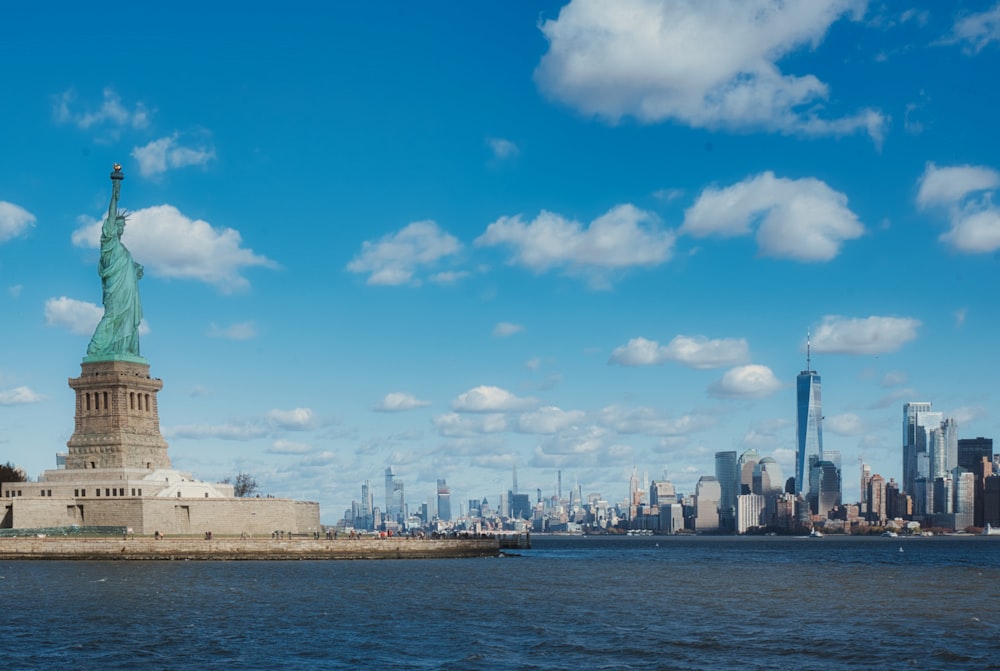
left=86, top=164, right=145, bottom=362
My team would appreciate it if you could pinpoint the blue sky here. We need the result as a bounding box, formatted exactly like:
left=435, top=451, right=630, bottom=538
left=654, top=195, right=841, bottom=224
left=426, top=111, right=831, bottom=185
left=2, top=1, right=999, bottom=523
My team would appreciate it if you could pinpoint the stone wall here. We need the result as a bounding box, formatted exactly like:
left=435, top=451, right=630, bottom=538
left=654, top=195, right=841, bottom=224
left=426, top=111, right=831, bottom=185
left=0, top=536, right=500, bottom=560
left=3, top=496, right=320, bottom=536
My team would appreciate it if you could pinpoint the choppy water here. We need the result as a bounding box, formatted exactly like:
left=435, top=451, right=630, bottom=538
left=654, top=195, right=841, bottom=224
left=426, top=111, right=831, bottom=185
left=1, top=535, right=999, bottom=670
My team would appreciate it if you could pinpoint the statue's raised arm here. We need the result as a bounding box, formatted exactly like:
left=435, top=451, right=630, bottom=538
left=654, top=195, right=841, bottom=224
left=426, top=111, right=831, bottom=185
left=85, top=164, right=146, bottom=363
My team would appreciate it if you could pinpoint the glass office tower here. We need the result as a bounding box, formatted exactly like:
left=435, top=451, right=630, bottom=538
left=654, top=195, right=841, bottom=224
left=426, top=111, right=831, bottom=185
left=795, top=340, right=823, bottom=496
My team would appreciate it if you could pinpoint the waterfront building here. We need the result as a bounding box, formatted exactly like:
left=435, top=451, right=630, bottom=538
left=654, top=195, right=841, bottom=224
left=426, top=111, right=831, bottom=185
left=902, top=402, right=940, bottom=511
left=866, top=473, right=886, bottom=524
left=715, top=451, right=738, bottom=532
left=658, top=502, right=685, bottom=534
left=650, top=479, right=675, bottom=506
left=810, top=457, right=841, bottom=518
left=694, top=476, right=721, bottom=532
left=953, top=468, right=975, bottom=518
left=736, top=493, right=765, bottom=533
left=959, top=437, right=994, bottom=472
left=754, top=457, right=784, bottom=496
left=974, top=457, right=994, bottom=527
left=985, top=475, right=1000, bottom=527
left=795, top=339, right=823, bottom=496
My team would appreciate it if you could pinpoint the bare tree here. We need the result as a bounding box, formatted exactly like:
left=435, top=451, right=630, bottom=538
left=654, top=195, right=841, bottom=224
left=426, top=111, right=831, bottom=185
left=222, top=472, right=260, bottom=498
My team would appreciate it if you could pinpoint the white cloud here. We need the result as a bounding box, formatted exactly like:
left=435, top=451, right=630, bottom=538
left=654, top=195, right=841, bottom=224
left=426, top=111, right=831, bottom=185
left=476, top=204, right=674, bottom=283
left=682, top=172, right=864, bottom=261
left=609, top=335, right=749, bottom=369
left=208, top=321, right=257, bottom=340
left=53, top=87, right=150, bottom=131
left=493, top=322, right=524, bottom=337
left=516, top=406, right=586, bottom=434
left=347, top=220, right=462, bottom=286
left=824, top=413, right=866, bottom=436
left=917, top=163, right=1000, bottom=206
left=132, top=134, right=216, bottom=177
left=432, top=412, right=509, bottom=437
left=267, top=439, right=314, bottom=455
left=917, top=163, right=1000, bottom=253
left=600, top=405, right=718, bottom=436
left=0, top=386, right=46, bottom=405
left=266, top=407, right=317, bottom=431
left=951, top=405, right=987, bottom=425
left=939, top=3, right=1000, bottom=54
left=535, top=0, right=885, bottom=142
left=0, top=202, right=36, bottom=243
left=709, top=364, right=783, bottom=399
left=44, top=296, right=104, bottom=336
left=450, top=385, right=537, bottom=413
left=374, top=392, right=431, bottom=412
left=487, top=137, right=520, bottom=160
left=811, top=315, right=920, bottom=355
left=73, top=205, right=277, bottom=292
left=164, top=422, right=269, bottom=441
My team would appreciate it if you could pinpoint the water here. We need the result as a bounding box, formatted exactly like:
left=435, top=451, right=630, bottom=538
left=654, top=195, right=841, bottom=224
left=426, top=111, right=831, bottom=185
left=2, top=535, right=999, bottom=670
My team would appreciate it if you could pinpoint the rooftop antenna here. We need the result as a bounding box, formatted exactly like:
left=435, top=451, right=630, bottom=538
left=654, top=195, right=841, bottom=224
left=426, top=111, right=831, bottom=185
left=806, top=330, right=812, bottom=372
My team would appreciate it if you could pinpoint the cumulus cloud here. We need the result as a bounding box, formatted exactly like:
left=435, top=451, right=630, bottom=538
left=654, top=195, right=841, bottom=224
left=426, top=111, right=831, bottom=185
left=44, top=296, right=103, bottom=336
left=44, top=296, right=151, bottom=338
left=811, top=315, right=920, bottom=355
left=476, top=204, right=673, bottom=284
left=0, top=386, right=46, bottom=405
left=535, top=0, right=885, bottom=142
left=709, top=364, right=782, bottom=399
left=266, top=407, right=317, bottom=431
left=52, top=87, right=150, bottom=131
left=493, top=322, right=524, bottom=337
left=132, top=134, right=216, bottom=177
left=916, top=163, right=1000, bottom=253
left=516, top=406, right=587, bottom=434
left=681, top=172, right=864, bottom=261
left=208, top=321, right=257, bottom=340
left=938, top=3, right=1000, bottom=54
left=374, top=392, right=431, bottom=412
left=487, top=137, right=520, bottom=160
left=73, top=205, right=276, bottom=292
left=432, top=412, right=509, bottom=438
left=451, top=385, right=537, bottom=413
left=347, top=220, right=462, bottom=286
left=609, top=335, right=749, bottom=369
left=0, top=202, right=36, bottom=243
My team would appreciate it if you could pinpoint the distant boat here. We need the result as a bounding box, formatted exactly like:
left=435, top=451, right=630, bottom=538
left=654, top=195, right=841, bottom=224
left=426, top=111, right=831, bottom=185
left=881, top=531, right=898, bottom=538
left=809, top=529, right=823, bottom=538
left=983, top=524, right=1000, bottom=536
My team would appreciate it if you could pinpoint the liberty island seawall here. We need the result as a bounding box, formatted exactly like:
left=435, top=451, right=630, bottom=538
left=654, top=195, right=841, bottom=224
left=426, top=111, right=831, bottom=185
left=3, top=535, right=999, bottom=671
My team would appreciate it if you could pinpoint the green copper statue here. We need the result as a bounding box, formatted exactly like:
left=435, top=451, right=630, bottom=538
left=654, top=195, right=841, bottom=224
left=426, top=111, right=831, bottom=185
left=85, top=164, right=145, bottom=362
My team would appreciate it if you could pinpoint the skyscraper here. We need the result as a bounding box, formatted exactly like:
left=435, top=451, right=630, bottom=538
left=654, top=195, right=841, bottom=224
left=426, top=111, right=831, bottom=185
left=795, top=337, right=823, bottom=495
left=715, top=451, right=738, bottom=532
left=958, top=437, right=993, bottom=472
left=436, top=478, right=451, bottom=521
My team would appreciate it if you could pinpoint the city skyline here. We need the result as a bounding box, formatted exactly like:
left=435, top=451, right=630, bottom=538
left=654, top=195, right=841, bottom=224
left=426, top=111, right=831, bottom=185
left=2, top=2, right=1000, bottom=523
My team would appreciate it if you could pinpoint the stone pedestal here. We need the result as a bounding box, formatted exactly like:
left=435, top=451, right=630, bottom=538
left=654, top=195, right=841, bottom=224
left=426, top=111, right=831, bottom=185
left=65, top=359, right=170, bottom=471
